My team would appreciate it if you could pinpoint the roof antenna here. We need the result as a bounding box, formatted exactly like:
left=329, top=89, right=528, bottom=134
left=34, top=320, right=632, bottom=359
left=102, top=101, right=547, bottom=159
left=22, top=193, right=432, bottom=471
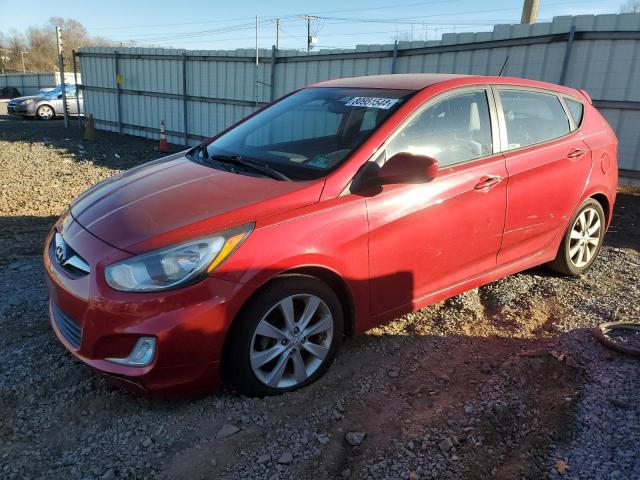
left=499, top=56, right=510, bottom=76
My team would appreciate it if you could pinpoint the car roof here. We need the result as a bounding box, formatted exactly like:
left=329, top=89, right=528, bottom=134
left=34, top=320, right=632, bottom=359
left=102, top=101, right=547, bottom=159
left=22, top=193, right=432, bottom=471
left=310, top=73, right=582, bottom=99
left=311, top=73, right=468, bottom=90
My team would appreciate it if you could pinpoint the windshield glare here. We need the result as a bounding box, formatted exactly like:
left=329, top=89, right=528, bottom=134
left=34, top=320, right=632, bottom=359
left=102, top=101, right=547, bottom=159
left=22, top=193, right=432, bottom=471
left=200, top=87, right=414, bottom=181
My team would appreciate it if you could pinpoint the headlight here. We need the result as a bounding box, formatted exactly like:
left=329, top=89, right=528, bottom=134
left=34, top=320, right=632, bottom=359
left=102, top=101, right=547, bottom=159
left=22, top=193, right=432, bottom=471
left=21, top=99, right=34, bottom=105
left=105, top=223, right=253, bottom=292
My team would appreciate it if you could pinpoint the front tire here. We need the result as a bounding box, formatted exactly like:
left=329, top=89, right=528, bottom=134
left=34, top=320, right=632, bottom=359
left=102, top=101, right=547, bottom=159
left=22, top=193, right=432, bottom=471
left=225, top=275, right=343, bottom=397
left=547, top=199, right=606, bottom=276
left=36, top=105, right=55, bottom=120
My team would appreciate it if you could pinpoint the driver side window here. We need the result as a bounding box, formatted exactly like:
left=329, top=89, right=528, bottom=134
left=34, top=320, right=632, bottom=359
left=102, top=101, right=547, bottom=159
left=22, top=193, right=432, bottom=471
left=386, top=90, right=493, bottom=168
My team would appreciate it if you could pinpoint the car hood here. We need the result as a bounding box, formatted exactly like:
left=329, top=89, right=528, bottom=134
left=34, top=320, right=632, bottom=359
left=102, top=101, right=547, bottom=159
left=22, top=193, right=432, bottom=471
left=10, top=95, right=40, bottom=102
left=70, top=152, right=323, bottom=254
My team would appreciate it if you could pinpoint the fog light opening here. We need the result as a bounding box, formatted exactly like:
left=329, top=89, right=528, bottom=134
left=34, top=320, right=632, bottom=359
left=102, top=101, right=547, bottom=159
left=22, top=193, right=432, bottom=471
left=106, top=337, right=156, bottom=367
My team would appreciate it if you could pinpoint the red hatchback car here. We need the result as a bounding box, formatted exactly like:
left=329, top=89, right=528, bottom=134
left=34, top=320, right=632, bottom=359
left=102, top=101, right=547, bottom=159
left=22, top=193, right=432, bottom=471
left=45, top=74, right=617, bottom=396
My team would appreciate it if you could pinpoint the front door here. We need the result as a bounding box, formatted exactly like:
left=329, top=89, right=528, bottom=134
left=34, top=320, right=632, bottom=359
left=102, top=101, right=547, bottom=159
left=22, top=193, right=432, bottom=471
left=366, top=87, right=508, bottom=316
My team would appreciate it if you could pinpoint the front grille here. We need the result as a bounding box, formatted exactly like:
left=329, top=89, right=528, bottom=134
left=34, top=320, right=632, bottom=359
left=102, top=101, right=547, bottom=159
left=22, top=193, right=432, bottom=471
left=50, top=232, right=90, bottom=277
left=52, top=303, right=82, bottom=349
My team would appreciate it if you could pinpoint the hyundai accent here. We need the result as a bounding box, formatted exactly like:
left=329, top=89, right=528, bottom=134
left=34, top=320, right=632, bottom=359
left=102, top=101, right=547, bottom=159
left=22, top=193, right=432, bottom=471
left=45, top=74, right=618, bottom=396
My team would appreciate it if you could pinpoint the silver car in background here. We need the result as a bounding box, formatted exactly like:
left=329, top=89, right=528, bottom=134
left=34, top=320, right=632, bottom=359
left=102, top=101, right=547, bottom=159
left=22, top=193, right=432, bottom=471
left=7, top=84, right=83, bottom=120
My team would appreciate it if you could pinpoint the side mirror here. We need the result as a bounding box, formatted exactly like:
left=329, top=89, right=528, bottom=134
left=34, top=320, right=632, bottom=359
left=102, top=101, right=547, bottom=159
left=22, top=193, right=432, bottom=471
left=57, top=93, right=63, bottom=99
left=377, top=152, right=439, bottom=184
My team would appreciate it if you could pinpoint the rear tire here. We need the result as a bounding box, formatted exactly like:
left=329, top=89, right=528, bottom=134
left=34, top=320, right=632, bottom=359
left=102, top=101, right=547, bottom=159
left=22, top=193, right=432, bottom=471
left=225, top=275, right=343, bottom=397
left=546, top=198, right=606, bottom=276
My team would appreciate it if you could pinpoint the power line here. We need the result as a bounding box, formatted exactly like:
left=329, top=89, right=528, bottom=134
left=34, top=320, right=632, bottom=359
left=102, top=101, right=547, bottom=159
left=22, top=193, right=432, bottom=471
left=311, top=0, right=605, bottom=26
left=88, top=0, right=463, bottom=31
left=92, top=0, right=606, bottom=35
left=110, top=22, right=260, bottom=42
left=103, top=0, right=612, bottom=48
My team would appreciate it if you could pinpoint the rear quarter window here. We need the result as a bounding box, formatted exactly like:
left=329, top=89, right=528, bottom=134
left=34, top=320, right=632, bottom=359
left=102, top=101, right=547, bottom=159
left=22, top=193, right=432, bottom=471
left=564, top=98, right=584, bottom=129
left=499, top=90, right=571, bottom=150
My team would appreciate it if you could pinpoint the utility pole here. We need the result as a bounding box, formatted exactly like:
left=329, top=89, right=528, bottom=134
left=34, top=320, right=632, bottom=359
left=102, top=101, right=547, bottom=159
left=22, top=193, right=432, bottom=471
left=55, top=26, right=69, bottom=128
left=520, top=0, right=539, bottom=24
left=275, top=18, right=280, bottom=50
left=300, top=15, right=317, bottom=52
left=21, top=51, right=27, bottom=73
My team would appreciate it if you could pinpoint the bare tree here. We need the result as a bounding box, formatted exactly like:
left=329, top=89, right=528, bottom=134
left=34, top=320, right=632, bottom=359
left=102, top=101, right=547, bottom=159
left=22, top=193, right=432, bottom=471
left=0, top=18, right=115, bottom=73
left=393, top=32, right=416, bottom=43
left=620, top=0, right=640, bottom=13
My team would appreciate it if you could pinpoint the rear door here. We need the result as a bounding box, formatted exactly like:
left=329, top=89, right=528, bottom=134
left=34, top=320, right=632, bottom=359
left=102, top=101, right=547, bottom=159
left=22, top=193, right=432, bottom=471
left=494, top=87, right=592, bottom=265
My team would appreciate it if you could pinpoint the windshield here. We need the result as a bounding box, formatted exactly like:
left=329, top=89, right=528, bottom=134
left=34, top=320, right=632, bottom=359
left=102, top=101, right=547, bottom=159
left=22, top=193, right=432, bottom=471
left=196, top=87, right=414, bottom=181
left=42, top=86, right=62, bottom=99
left=42, top=85, right=75, bottom=99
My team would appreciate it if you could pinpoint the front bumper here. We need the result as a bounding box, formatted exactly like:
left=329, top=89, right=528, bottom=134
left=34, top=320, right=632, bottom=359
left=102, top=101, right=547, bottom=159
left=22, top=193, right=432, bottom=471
left=44, top=218, right=256, bottom=394
left=7, top=103, right=34, bottom=115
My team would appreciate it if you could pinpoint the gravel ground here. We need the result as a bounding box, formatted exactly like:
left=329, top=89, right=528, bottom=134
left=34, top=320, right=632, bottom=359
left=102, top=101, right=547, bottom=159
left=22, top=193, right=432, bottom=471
left=1, top=117, right=639, bottom=480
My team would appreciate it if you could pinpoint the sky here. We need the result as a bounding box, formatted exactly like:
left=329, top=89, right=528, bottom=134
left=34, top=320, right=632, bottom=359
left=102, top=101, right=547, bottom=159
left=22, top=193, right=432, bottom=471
left=0, top=0, right=625, bottom=51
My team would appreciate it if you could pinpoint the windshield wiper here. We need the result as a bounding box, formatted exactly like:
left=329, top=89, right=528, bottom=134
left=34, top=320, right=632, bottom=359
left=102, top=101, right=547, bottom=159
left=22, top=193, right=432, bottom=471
left=209, top=154, right=290, bottom=181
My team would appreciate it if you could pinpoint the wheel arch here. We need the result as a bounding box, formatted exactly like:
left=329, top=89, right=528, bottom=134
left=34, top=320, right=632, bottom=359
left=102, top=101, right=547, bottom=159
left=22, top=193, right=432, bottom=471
left=219, top=265, right=356, bottom=382
left=36, top=102, right=56, bottom=116
left=589, top=192, right=611, bottom=227
left=229, top=266, right=356, bottom=338
left=282, top=266, right=356, bottom=338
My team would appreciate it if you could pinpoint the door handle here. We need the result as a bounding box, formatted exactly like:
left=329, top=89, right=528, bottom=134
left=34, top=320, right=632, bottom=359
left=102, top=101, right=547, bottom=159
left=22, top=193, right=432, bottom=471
left=474, top=175, right=503, bottom=190
left=567, top=148, right=586, bottom=159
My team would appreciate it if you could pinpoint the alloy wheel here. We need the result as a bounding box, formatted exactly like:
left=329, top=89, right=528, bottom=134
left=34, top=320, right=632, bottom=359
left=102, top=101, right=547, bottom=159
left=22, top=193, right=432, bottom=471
left=38, top=106, right=54, bottom=120
left=250, top=294, right=334, bottom=389
left=568, top=206, right=602, bottom=268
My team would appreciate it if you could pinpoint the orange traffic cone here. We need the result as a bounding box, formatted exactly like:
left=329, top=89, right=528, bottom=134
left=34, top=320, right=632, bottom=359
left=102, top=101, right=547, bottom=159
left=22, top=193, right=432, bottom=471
left=84, top=114, right=96, bottom=141
left=159, top=120, right=171, bottom=153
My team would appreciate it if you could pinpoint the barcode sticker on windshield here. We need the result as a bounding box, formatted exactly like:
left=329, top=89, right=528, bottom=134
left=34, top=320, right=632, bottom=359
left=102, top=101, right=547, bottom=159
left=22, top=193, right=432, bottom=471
left=345, top=97, right=399, bottom=109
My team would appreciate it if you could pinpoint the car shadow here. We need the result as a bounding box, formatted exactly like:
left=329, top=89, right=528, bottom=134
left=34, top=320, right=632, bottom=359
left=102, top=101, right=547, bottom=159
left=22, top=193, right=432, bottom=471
left=605, top=188, right=640, bottom=250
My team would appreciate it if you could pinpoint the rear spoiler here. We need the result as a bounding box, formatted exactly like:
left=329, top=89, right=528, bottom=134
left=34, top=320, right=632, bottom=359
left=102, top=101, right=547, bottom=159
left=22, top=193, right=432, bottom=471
left=578, top=89, right=592, bottom=104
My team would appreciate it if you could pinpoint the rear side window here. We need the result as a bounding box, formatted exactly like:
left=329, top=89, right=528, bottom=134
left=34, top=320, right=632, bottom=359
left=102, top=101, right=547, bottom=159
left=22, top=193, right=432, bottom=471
left=565, top=98, right=584, bottom=129
left=499, top=90, right=570, bottom=149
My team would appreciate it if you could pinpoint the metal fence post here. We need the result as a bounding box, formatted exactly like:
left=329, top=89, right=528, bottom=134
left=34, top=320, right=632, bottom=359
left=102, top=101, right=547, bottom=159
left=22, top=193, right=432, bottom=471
left=55, top=26, right=69, bottom=128
left=559, top=25, right=576, bottom=85
left=72, top=50, right=81, bottom=124
left=391, top=40, right=399, bottom=74
left=182, top=52, right=189, bottom=146
left=270, top=45, right=277, bottom=101
left=114, top=50, right=122, bottom=134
